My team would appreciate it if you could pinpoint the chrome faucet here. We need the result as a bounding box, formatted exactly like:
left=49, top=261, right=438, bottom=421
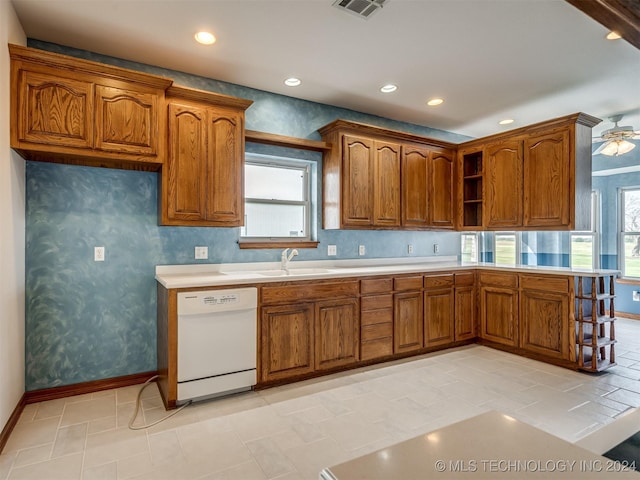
left=281, top=248, right=299, bottom=273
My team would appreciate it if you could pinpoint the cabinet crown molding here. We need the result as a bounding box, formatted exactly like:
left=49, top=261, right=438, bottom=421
left=9, top=43, right=173, bottom=91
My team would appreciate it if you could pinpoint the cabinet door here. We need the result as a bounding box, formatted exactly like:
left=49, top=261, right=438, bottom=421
left=373, top=141, right=401, bottom=226
left=520, top=289, right=569, bottom=359
left=455, top=285, right=476, bottom=341
left=480, top=286, right=518, bottom=346
left=523, top=130, right=570, bottom=227
left=424, top=288, right=454, bottom=347
left=485, top=140, right=523, bottom=228
left=165, top=103, right=207, bottom=221
left=95, top=85, right=158, bottom=156
left=394, top=291, right=423, bottom=353
left=429, top=150, right=455, bottom=229
left=342, top=135, right=374, bottom=226
left=315, top=298, right=360, bottom=370
left=205, top=108, right=245, bottom=224
left=16, top=69, right=93, bottom=149
left=401, top=145, right=429, bottom=227
left=261, top=304, right=314, bottom=382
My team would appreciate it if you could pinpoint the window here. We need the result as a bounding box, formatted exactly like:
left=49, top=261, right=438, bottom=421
left=240, top=154, right=312, bottom=242
left=494, top=232, right=519, bottom=265
left=570, top=191, right=599, bottom=269
left=620, top=188, right=640, bottom=278
left=461, top=233, right=479, bottom=262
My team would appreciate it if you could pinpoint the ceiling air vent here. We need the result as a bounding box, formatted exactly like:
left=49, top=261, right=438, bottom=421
left=333, top=0, right=387, bottom=19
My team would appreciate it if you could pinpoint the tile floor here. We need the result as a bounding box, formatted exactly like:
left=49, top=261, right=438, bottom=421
left=1, top=318, right=639, bottom=480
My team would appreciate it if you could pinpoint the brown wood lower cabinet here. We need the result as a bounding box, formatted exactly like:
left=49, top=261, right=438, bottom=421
left=260, top=303, right=315, bottom=382
left=259, top=280, right=360, bottom=384
left=424, top=274, right=455, bottom=347
left=315, top=298, right=360, bottom=370
left=479, top=272, right=519, bottom=346
left=519, top=275, right=570, bottom=360
left=454, top=272, right=476, bottom=341
left=394, top=291, right=423, bottom=353
left=360, top=291, right=394, bottom=361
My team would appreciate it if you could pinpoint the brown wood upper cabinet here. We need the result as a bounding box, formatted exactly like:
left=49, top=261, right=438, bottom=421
left=459, top=113, right=601, bottom=231
left=319, top=120, right=457, bottom=230
left=9, top=44, right=172, bottom=170
left=402, top=145, right=455, bottom=229
left=485, top=139, right=523, bottom=228
left=159, top=85, right=253, bottom=226
left=340, top=135, right=401, bottom=227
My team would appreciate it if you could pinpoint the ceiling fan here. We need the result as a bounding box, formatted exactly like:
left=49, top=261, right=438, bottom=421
left=593, top=115, right=640, bottom=157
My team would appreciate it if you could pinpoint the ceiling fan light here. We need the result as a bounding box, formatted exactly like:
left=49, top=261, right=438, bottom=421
left=599, top=139, right=636, bottom=156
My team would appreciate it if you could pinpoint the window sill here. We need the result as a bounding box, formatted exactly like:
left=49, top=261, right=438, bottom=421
left=617, top=277, right=640, bottom=285
left=238, top=241, right=319, bottom=250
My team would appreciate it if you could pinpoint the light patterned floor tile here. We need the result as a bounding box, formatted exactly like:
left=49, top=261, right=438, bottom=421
left=2, top=327, right=639, bottom=479
left=3, top=416, right=60, bottom=453
left=7, top=452, right=82, bottom=480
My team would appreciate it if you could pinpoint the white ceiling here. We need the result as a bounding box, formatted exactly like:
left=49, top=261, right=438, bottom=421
left=9, top=0, right=640, bottom=139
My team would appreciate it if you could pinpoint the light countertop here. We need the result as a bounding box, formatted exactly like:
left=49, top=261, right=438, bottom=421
left=320, top=411, right=639, bottom=479
left=155, top=256, right=619, bottom=289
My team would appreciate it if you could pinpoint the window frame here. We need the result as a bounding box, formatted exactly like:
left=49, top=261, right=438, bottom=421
left=239, top=153, right=316, bottom=247
left=619, top=187, right=640, bottom=279
left=570, top=190, right=600, bottom=270
left=460, top=232, right=479, bottom=263
left=493, top=231, right=520, bottom=265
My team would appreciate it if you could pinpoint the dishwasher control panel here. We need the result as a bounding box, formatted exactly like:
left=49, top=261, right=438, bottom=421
left=203, top=294, right=238, bottom=306
left=178, top=288, right=258, bottom=315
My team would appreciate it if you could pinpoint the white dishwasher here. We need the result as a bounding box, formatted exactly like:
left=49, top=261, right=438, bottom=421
left=177, top=287, right=257, bottom=403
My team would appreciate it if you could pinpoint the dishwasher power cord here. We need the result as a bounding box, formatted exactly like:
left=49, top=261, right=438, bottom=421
left=128, top=375, right=192, bottom=430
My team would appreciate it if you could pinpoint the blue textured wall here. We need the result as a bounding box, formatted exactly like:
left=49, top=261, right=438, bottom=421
left=24, top=41, right=468, bottom=390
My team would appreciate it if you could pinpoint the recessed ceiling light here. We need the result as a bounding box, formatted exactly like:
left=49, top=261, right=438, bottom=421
left=194, top=31, right=216, bottom=45
left=606, top=31, right=621, bottom=40
left=427, top=98, right=444, bottom=106
left=284, top=77, right=301, bottom=87
left=499, top=119, right=515, bottom=125
left=380, top=84, right=397, bottom=93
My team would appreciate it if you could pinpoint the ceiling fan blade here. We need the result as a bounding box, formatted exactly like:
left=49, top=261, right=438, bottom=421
left=593, top=141, right=609, bottom=155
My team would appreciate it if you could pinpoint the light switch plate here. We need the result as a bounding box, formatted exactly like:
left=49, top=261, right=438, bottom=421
left=195, top=246, right=208, bottom=259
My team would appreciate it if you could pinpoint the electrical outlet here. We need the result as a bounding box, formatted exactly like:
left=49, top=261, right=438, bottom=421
left=433, top=243, right=440, bottom=254
left=195, top=246, right=208, bottom=259
left=94, top=246, right=105, bottom=262
left=408, top=244, right=414, bottom=254
left=359, top=245, right=366, bottom=256
left=633, top=291, right=640, bottom=302
left=328, top=245, right=337, bottom=256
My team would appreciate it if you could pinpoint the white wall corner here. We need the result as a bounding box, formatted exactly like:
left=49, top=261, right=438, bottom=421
left=0, top=0, right=27, bottom=434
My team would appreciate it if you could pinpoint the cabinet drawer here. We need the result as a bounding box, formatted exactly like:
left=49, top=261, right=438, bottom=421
left=261, top=280, right=359, bottom=305
left=362, top=323, right=393, bottom=341
left=424, top=274, right=454, bottom=289
left=361, top=308, right=393, bottom=326
left=361, top=294, right=393, bottom=311
left=394, top=275, right=423, bottom=291
left=361, top=278, right=393, bottom=295
left=361, top=338, right=393, bottom=361
left=520, top=274, right=569, bottom=293
left=455, top=272, right=475, bottom=286
left=479, top=271, right=518, bottom=288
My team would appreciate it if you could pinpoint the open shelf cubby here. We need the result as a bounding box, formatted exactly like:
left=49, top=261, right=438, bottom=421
left=461, top=151, right=483, bottom=228
left=575, top=274, right=617, bottom=372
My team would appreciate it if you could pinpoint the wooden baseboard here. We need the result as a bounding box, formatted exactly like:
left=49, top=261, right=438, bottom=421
left=24, top=370, right=158, bottom=404
left=614, top=311, right=640, bottom=321
left=0, top=393, right=26, bottom=454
